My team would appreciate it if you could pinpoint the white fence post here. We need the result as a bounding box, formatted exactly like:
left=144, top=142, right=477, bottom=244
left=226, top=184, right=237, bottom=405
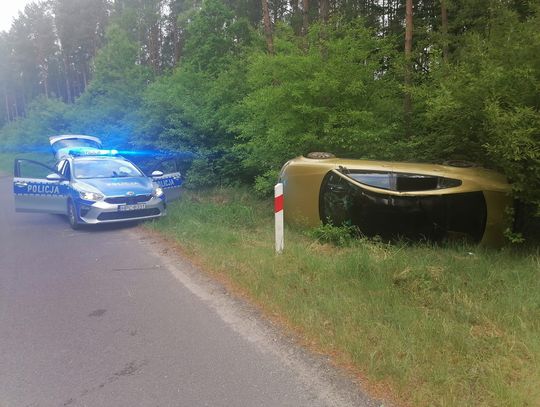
left=274, top=183, right=284, bottom=254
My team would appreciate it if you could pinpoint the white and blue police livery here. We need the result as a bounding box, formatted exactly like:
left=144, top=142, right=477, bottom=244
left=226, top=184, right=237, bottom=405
left=13, top=135, right=183, bottom=229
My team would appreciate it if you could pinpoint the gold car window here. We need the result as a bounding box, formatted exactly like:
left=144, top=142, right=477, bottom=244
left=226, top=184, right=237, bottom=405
left=347, top=172, right=392, bottom=190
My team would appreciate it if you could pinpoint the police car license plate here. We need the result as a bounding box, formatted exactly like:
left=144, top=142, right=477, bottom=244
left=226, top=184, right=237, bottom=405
left=119, top=203, right=146, bottom=211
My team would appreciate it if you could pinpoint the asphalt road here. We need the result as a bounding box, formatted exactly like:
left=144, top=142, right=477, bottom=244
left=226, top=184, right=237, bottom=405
left=0, top=174, right=381, bottom=407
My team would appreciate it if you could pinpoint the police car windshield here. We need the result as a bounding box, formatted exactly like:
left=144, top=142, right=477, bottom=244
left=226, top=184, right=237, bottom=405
left=73, top=158, right=143, bottom=179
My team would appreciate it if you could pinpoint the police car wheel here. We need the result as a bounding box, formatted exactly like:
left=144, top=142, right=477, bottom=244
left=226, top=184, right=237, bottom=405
left=67, top=201, right=80, bottom=230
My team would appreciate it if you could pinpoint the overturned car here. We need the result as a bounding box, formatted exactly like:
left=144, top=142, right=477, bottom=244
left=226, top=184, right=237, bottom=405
left=278, top=154, right=512, bottom=246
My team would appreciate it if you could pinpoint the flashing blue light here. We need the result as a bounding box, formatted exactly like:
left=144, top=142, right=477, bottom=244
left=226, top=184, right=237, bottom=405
left=114, top=149, right=196, bottom=159
left=68, top=148, right=120, bottom=157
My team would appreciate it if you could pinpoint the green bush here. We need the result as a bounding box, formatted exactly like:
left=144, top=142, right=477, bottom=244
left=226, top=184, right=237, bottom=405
left=308, top=221, right=360, bottom=247
left=253, top=169, right=280, bottom=198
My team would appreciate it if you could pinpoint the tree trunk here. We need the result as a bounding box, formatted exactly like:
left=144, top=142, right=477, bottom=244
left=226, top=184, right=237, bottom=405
left=13, top=93, right=19, bottom=118
left=21, top=90, right=26, bottom=117
left=172, top=16, right=181, bottom=65
left=404, top=0, right=413, bottom=134
left=4, top=87, right=11, bottom=122
left=82, top=64, right=88, bottom=91
left=62, top=54, right=72, bottom=103
left=148, top=21, right=160, bottom=73
left=43, top=73, right=49, bottom=99
left=36, top=43, right=49, bottom=99
left=302, top=0, right=309, bottom=36
left=441, top=0, right=449, bottom=63
left=261, top=0, right=274, bottom=54
left=291, top=0, right=299, bottom=19
left=55, top=76, right=62, bottom=101
left=320, top=0, right=329, bottom=23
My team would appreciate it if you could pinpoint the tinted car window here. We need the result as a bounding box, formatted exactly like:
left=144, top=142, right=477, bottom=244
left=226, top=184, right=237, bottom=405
left=347, top=172, right=392, bottom=190
left=395, top=174, right=438, bottom=191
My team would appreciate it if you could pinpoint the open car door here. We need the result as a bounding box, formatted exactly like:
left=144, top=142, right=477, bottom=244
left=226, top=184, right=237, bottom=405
left=149, top=157, right=183, bottom=201
left=13, top=159, right=69, bottom=214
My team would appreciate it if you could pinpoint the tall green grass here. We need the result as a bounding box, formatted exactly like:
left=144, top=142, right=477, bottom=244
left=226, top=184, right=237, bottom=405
left=147, top=188, right=540, bottom=407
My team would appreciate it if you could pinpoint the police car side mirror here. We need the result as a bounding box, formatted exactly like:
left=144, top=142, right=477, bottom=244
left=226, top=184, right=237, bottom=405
left=151, top=170, right=164, bottom=177
left=46, top=173, right=63, bottom=181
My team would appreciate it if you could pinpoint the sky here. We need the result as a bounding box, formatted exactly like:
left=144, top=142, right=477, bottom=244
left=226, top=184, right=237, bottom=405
left=0, top=0, right=36, bottom=33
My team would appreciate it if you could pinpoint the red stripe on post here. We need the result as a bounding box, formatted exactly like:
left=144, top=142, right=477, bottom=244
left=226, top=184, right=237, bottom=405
left=274, top=194, right=284, bottom=213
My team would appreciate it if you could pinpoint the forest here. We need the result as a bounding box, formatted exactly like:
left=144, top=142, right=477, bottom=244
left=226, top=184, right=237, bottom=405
left=0, top=0, right=538, bottom=234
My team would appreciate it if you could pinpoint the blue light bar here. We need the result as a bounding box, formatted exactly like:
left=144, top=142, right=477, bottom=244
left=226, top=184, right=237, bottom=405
left=68, top=148, right=119, bottom=157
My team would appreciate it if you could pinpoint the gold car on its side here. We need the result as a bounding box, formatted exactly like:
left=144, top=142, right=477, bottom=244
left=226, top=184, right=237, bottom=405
left=278, top=154, right=512, bottom=246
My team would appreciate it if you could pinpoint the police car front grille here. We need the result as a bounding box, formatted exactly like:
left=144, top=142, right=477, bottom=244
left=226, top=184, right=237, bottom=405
left=104, top=195, right=152, bottom=204
left=97, top=208, right=161, bottom=221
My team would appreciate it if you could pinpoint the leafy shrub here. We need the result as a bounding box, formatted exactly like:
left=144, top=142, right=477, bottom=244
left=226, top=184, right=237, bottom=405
left=308, top=221, right=360, bottom=247
left=184, top=158, right=218, bottom=189
left=253, top=169, right=280, bottom=198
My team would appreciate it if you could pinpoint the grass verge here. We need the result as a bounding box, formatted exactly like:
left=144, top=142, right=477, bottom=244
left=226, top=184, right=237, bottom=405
left=146, top=188, right=540, bottom=407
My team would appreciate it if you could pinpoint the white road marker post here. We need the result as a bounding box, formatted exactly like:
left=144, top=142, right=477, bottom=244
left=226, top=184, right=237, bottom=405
left=274, top=183, right=284, bottom=254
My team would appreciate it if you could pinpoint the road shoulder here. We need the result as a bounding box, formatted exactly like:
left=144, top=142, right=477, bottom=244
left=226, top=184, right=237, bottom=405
left=132, top=227, right=388, bottom=407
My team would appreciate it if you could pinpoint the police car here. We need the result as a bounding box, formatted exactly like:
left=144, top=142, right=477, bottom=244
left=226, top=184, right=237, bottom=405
left=13, top=135, right=183, bottom=229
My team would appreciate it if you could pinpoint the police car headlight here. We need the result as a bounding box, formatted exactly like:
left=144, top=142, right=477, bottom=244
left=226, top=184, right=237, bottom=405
left=79, top=191, right=104, bottom=201
left=152, top=186, right=164, bottom=197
